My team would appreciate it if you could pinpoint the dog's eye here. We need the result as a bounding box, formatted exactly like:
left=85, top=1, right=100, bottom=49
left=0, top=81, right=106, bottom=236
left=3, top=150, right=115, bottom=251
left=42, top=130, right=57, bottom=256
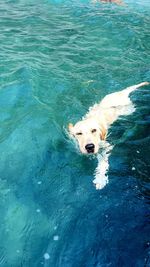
left=76, top=132, right=82, bottom=136
left=91, top=129, right=97, bottom=133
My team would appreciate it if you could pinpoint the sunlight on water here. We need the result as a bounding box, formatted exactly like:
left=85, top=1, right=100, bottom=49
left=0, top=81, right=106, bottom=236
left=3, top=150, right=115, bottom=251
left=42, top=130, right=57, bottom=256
left=0, top=0, right=150, bottom=266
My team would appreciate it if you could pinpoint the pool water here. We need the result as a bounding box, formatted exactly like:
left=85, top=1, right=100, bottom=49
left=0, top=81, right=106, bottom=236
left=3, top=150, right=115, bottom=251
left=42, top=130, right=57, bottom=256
left=0, top=0, right=150, bottom=266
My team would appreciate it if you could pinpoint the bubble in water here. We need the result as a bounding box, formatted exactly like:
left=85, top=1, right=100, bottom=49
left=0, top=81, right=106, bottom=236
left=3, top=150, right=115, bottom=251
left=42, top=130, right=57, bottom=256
left=36, top=209, right=41, bottom=213
left=53, top=235, right=59, bottom=241
left=132, top=166, right=136, bottom=171
left=44, top=253, right=50, bottom=260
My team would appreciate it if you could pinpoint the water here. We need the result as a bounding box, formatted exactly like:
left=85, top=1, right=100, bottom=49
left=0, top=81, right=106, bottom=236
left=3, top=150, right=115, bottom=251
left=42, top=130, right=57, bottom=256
left=0, top=0, right=150, bottom=266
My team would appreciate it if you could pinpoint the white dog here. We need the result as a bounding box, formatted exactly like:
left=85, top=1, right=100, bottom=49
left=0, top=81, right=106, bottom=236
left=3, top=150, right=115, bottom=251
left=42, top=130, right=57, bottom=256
left=68, top=82, right=149, bottom=189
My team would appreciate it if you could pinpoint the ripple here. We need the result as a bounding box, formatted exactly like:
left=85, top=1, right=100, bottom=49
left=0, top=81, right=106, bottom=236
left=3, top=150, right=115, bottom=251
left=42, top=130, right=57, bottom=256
left=0, top=0, right=150, bottom=266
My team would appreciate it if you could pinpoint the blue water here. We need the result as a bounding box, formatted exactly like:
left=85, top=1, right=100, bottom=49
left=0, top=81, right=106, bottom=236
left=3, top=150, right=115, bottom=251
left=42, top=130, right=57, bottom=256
left=0, top=0, right=150, bottom=266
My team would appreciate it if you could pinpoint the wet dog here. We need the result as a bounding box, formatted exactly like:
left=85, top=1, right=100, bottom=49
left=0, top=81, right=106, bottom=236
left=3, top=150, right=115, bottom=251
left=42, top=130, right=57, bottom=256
left=68, top=82, right=149, bottom=189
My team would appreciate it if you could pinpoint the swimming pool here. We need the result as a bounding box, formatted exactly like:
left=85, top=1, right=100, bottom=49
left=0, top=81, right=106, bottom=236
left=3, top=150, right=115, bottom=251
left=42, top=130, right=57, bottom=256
left=0, top=0, right=150, bottom=266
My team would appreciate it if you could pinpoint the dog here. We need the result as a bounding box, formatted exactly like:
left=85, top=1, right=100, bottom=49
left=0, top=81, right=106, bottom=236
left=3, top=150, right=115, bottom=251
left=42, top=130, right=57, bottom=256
left=68, top=82, right=149, bottom=189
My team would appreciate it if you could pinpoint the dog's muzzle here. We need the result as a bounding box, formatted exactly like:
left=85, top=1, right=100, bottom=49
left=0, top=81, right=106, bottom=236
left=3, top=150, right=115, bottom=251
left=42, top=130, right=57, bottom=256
left=85, top=143, right=95, bottom=153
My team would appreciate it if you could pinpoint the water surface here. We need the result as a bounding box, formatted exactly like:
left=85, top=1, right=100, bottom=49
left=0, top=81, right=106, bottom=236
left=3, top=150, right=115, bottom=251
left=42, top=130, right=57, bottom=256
left=0, top=0, right=150, bottom=266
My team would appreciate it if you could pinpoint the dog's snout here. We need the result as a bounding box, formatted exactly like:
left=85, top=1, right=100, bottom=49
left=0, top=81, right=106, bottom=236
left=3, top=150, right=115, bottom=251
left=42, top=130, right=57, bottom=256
left=85, top=143, right=95, bottom=153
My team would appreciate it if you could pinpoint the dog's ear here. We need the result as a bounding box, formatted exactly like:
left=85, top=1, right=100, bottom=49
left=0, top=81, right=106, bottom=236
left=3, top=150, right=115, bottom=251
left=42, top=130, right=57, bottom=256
left=100, top=126, right=107, bottom=140
left=68, top=123, right=74, bottom=133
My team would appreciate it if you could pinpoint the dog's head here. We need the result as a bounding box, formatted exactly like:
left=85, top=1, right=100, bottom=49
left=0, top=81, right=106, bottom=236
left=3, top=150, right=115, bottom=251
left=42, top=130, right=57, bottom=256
left=68, top=118, right=106, bottom=154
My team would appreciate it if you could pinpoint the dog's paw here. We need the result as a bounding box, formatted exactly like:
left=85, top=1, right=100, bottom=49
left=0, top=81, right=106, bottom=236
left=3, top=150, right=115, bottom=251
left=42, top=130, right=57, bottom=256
left=95, top=183, right=104, bottom=190
left=93, top=175, right=108, bottom=190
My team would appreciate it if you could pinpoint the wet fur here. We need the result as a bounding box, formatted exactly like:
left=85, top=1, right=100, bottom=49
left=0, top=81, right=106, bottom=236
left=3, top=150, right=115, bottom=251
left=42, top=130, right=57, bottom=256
left=69, top=82, right=149, bottom=189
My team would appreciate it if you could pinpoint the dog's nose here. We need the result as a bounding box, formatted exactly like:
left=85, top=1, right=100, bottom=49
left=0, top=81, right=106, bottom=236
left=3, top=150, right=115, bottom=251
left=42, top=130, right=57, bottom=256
left=85, top=143, right=95, bottom=153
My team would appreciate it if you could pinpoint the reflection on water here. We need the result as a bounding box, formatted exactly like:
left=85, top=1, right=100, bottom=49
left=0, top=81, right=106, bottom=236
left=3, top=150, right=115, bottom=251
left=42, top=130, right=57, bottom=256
left=0, top=0, right=150, bottom=266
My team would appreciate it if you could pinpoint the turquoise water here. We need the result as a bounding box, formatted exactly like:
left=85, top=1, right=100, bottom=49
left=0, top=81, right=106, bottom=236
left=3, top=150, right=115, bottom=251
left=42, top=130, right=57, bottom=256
left=0, top=0, right=150, bottom=266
